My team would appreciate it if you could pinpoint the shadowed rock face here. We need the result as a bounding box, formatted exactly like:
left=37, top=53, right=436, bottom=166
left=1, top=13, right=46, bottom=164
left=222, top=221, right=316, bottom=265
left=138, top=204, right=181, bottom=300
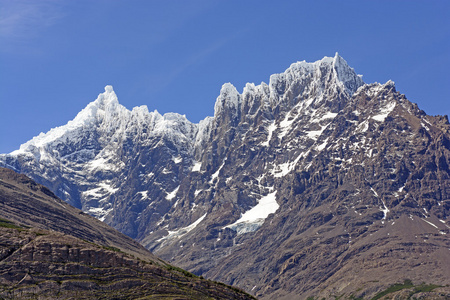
left=1, top=55, right=450, bottom=299
left=0, top=166, right=161, bottom=263
left=0, top=167, right=255, bottom=300
left=198, top=82, right=450, bottom=299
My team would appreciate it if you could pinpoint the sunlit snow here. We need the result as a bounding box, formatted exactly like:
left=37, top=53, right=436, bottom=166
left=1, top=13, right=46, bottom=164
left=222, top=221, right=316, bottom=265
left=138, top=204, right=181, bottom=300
left=261, top=121, right=276, bottom=147
left=138, top=191, right=148, bottom=199
left=165, top=186, right=179, bottom=200
left=209, top=160, right=225, bottom=183
left=278, top=113, right=296, bottom=139
left=316, top=137, right=329, bottom=151
left=87, top=206, right=113, bottom=222
left=192, top=162, right=202, bottom=172
left=172, top=156, right=183, bottom=164
left=83, top=182, right=118, bottom=198
left=225, top=191, right=278, bottom=235
left=372, top=101, right=396, bottom=122
left=306, top=126, right=326, bottom=139
left=157, top=213, right=207, bottom=242
left=271, top=155, right=302, bottom=178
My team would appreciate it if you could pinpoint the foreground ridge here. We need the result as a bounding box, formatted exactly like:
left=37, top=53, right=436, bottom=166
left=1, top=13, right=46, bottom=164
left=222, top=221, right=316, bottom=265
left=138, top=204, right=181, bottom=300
left=0, top=167, right=256, bottom=300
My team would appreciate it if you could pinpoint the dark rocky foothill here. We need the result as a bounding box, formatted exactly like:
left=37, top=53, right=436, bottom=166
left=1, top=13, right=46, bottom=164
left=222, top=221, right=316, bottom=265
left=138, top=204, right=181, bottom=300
left=0, top=167, right=255, bottom=299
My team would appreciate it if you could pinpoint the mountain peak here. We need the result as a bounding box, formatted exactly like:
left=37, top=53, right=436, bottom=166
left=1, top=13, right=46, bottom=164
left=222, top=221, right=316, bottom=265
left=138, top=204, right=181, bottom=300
left=211, top=55, right=364, bottom=126
left=105, top=85, right=114, bottom=93
left=91, top=85, right=119, bottom=108
left=330, top=54, right=364, bottom=94
left=10, top=86, right=125, bottom=156
left=214, top=82, right=240, bottom=117
left=72, top=85, right=123, bottom=123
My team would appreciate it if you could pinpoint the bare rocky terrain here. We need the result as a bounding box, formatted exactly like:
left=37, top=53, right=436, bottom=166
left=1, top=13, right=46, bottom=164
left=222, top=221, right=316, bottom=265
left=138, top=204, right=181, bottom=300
left=0, top=167, right=255, bottom=299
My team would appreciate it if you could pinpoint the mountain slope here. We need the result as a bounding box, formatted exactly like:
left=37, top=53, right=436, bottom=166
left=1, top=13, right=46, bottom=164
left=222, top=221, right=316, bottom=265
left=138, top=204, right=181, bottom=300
left=1, top=54, right=449, bottom=299
left=203, top=81, right=450, bottom=299
left=0, top=166, right=159, bottom=262
left=0, top=167, right=255, bottom=299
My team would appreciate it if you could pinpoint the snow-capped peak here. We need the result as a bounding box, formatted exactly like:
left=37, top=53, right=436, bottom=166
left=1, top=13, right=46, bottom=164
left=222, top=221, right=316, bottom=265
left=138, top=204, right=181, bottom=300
left=10, top=86, right=124, bottom=155
left=10, top=55, right=363, bottom=158
left=214, top=83, right=241, bottom=117
left=209, top=55, right=364, bottom=127
left=267, top=54, right=364, bottom=101
left=331, top=53, right=365, bottom=95
left=71, top=85, right=122, bottom=126
left=99, top=85, right=119, bottom=107
left=9, top=85, right=200, bottom=160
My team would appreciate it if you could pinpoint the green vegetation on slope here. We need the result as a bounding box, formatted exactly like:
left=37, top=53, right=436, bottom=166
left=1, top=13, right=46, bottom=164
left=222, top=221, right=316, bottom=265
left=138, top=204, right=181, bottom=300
left=371, top=279, right=443, bottom=300
left=0, top=218, right=22, bottom=229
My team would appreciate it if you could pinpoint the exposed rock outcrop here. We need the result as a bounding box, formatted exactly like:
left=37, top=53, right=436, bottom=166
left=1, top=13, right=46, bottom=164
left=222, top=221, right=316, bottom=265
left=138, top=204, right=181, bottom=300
left=0, top=167, right=255, bottom=299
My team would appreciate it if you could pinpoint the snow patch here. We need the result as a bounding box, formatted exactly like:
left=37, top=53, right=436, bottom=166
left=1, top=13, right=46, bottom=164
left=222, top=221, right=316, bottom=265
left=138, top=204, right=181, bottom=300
left=166, top=186, right=179, bottom=200
left=192, top=162, right=202, bottom=172
left=162, top=167, right=171, bottom=174
left=172, top=156, right=182, bottom=164
left=83, top=182, right=118, bottom=198
left=320, top=112, right=337, bottom=121
left=370, top=187, right=379, bottom=197
left=87, top=206, right=113, bottom=222
left=210, top=160, right=225, bottom=183
left=87, top=156, right=123, bottom=172
left=306, top=122, right=329, bottom=140
left=157, top=213, right=207, bottom=242
left=271, top=155, right=302, bottom=178
left=421, top=122, right=431, bottom=132
left=372, top=101, right=396, bottom=122
left=380, top=200, right=389, bottom=220
left=279, top=113, right=296, bottom=139
left=421, top=218, right=438, bottom=229
left=271, top=162, right=291, bottom=178
left=371, top=187, right=389, bottom=220
left=138, top=191, right=148, bottom=199
left=225, top=191, right=278, bottom=235
left=316, top=137, right=329, bottom=151
left=261, top=121, right=276, bottom=147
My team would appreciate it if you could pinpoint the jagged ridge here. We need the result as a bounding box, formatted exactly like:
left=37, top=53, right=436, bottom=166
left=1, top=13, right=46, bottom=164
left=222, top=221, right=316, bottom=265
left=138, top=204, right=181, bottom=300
left=1, top=54, right=449, bottom=299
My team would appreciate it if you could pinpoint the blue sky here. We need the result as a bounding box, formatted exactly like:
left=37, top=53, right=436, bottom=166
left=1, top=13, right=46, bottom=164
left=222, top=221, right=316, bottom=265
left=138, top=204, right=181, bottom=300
left=1, top=0, right=449, bottom=153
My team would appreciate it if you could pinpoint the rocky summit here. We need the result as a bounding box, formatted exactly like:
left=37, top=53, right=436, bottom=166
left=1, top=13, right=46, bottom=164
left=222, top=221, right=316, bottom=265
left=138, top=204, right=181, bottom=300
left=1, top=54, right=449, bottom=299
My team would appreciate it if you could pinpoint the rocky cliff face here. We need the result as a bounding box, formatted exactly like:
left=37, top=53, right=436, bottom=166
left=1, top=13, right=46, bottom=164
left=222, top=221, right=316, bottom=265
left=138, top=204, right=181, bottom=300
left=1, top=54, right=449, bottom=299
left=0, top=167, right=255, bottom=299
left=202, top=81, right=450, bottom=299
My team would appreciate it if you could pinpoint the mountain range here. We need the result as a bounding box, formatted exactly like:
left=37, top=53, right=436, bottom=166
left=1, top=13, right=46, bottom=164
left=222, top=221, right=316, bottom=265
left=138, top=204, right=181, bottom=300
left=1, top=53, right=449, bottom=299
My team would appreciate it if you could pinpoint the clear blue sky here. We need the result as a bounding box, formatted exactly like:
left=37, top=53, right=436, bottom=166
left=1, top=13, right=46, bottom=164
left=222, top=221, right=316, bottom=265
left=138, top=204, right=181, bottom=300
left=1, top=0, right=449, bottom=153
